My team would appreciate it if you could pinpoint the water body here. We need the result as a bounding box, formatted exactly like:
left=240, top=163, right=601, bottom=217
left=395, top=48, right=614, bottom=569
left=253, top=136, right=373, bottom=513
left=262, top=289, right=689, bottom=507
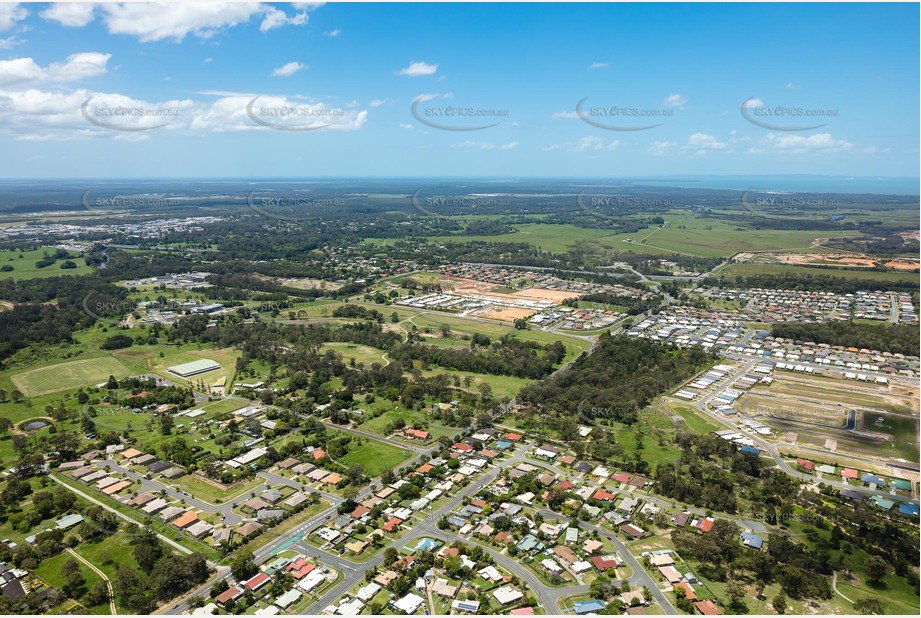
left=617, top=175, right=920, bottom=196
left=22, top=420, right=49, bottom=431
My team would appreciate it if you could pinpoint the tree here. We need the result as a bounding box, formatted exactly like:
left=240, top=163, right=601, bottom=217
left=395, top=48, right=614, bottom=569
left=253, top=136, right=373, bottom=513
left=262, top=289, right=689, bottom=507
left=86, top=581, right=110, bottom=607
left=0, top=417, right=12, bottom=436
left=864, top=555, right=889, bottom=585
left=230, top=551, right=257, bottom=581
left=772, top=592, right=787, bottom=614
left=725, top=580, right=747, bottom=611
left=160, top=414, right=174, bottom=435
left=853, top=598, right=884, bottom=614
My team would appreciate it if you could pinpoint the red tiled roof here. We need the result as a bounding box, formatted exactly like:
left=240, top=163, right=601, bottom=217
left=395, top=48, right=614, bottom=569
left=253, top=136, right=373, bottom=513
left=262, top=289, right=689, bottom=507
left=313, top=449, right=326, bottom=460
left=695, top=518, right=714, bottom=532
left=383, top=517, right=402, bottom=532
left=244, top=573, right=270, bottom=591
left=502, top=433, right=522, bottom=441
left=593, top=489, right=616, bottom=501
left=216, top=586, right=243, bottom=604
left=351, top=505, right=371, bottom=519
left=695, top=601, right=721, bottom=615
left=591, top=556, right=618, bottom=571
left=452, top=443, right=473, bottom=452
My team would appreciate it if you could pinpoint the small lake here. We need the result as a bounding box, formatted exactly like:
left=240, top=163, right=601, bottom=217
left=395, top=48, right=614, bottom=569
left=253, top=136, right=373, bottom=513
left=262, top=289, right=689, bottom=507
left=22, top=420, right=49, bottom=431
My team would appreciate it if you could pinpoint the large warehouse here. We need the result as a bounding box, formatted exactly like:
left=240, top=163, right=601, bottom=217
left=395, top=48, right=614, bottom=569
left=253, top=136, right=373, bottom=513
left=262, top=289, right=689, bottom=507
left=167, top=359, right=221, bottom=378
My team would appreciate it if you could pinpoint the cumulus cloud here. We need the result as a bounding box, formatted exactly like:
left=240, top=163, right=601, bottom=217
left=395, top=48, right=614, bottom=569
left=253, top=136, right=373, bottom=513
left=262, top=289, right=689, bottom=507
left=686, top=132, right=728, bottom=151
left=0, top=35, right=24, bottom=49
left=453, top=140, right=518, bottom=150
left=271, top=61, right=306, bottom=77
left=324, top=28, right=341, bottom=37
left=397, top=61, right=438, bottom=77
left=544, top=136, right=619, bottom=152
left=589, top=62, right=608, bottom=69
left=0, top=3, right=27, bottom=32
left=369, top=98, right=388, bottom=107
left=647, top=140, right=676, bottom=156
left=763, top=132, right=852, bottom=152
left=664, top=93, right=687, bottom=108
left=40, top=2, right=98, bottom=27
left=259, top=4, right=308, bottom=32
left=0, top=52, right=111, bottom=87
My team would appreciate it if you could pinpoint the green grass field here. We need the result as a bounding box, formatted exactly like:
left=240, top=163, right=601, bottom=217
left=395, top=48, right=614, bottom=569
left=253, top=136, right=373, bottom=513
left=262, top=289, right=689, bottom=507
left=10, top=356, right=134, bottom=396
left=320, top=342, right=389, bottom=366
left=338, top=438, right=410, bottom=476
left=0, top=247, right=96, bottom=280
left=114, top=345, right=241, bottom=391
left=715, top=262, right=919, bottom=284
left=369, top=215, right=862, bottom=258
left=357, top=405, right=458, bottom=441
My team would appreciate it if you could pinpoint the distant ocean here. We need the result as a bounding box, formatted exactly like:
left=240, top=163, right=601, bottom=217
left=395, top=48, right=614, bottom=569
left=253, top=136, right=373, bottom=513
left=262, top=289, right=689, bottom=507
left=616, top=175, right=920, bottom=196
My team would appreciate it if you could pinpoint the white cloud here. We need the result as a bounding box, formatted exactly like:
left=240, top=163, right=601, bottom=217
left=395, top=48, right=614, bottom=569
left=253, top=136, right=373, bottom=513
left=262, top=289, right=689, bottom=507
left=271, top=61, right=306, bottom=77
left=544, top=136, right=619, bottom=152
left=453, top=140, right=518, bottom=150
left=785, top=82, right=798, bottom=89
left=397, top=61, right=438, bottom=77
left=0, top=52, right=111, bottom=87
left=862, top=145, right=891, bottom=155
left=369, top=98, right=388, bottom=107
left=40, top=2, right=317, bottom=40
left=763, top=132, right=852, bottom=152
left=100, top=2, right=262, bottom=42
left=664, top=93, right=687, bottom=108
left=686, top=132, right=728, bottom=151
left=552, top=111, right=578, bottom=119
left=0, top=35, right=24, bottom=49
left=0, top=3, right=27, bottom=32
left=399, top=123, right=414, bottom=129
left=589, top=62, right=608, bottom=69
left=0, top=86, right=365, bottom=140
left=647, top=141, right=675, bottom=156
left=260, top=5, right=308, bottom=33
left=324, top=28, right=341, bottom=37
left=40, top=2, right=98, bottom=27
left=204, top=58, right=213, bottom=64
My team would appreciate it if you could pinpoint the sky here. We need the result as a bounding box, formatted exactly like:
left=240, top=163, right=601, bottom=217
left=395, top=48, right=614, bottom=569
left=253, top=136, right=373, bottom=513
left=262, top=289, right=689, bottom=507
left=0, top=1, right=918, bottom=180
